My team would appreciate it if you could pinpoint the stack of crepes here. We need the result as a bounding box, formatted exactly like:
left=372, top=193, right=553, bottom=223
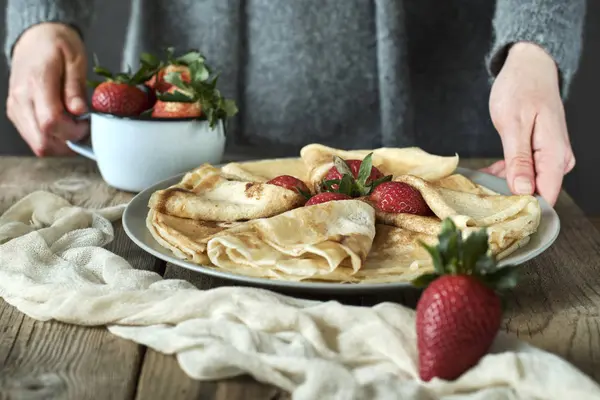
left=146, top=144, right=542, bottom=283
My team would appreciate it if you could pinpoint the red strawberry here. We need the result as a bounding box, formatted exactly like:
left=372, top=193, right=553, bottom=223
left=267, top=175, right=310, bottom=195
left=320, top=153, right=391, bottom=197
left=151, top=83, right=201, bottom=118
left=88, top=57, right=157, bottom=116
left=146, top=64, right=191, bottom=93
left=305, top=192, right=352, bottom=206
left=92, top=82, right=150, bottom=116
left=369, top=181, right=431, bottom=215
left=142, top=48, right=199, bottom=92
left=412, top=219, right=519, bottom=382
left=324, top=159, right=383, bottom=184
left=152, top=97, right=202, bottom=118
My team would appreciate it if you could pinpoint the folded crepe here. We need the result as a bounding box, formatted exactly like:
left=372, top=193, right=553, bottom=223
left=356, top=224, right=438, bottom=283
left=221, top=157, right=308, bottom=183
left=148, top=164, right=306, bottom=222
left=148, top=199, right=376, bottom=281
left=300, top=143, right=459, bottom=192
left=373, top=174, right=541, bottom=257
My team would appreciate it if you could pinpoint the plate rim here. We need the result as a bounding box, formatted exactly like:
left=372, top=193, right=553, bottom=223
left=122, top=165, right=561, bottom=292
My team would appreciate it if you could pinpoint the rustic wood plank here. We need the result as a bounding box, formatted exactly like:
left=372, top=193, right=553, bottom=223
left=500, top=191, right=600, bottom=381
left=0, top=157, right=164, bottom=400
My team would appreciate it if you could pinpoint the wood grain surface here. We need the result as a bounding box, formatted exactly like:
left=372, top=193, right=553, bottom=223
left=0, top=156, right=599, bottom=400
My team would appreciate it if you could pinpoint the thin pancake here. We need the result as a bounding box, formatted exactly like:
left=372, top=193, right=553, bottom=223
left=148, top=164, right=305, bottom=222
left=300, top=143, right=459, bottom=192
left=205, top=200, right=376, bottom=281
left=221, top=158, right=308, bottom=182
left=373, top=174, right=541, bottom=256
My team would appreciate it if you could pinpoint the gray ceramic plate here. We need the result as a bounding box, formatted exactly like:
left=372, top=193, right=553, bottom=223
left=122, top=167, right=560, bottom=294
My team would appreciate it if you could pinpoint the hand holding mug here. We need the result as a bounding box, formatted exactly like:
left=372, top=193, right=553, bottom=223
left=7, top=22, right=89, bottom=156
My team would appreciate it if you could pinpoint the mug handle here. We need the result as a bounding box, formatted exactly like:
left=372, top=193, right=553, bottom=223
left=66, top=112, right=96, bottom=161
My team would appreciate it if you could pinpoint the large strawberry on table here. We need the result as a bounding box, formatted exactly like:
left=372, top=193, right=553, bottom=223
left=413, top=218, right=519, bottom=382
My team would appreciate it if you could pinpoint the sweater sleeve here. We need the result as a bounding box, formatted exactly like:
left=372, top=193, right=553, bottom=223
left=4, top=0, right=95, bottom=64
left=486, top=0, right=587, bottom=99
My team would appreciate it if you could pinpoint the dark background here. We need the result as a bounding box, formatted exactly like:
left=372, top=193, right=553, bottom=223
left=1, top=1, right=599, bottom=214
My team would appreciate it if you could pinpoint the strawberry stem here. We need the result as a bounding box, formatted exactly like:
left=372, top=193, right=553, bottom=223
left=323, top=153, right=391, bottom=197
left=412, top=218, right=520, bottom=293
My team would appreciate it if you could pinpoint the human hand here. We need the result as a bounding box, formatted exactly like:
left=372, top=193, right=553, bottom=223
left=7, top=22, right=89, bottom=156
left=483, top=42, right=575, bottom=206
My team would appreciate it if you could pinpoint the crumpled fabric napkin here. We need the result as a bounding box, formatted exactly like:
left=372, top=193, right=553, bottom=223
left=0, top=191, right=599, bottom=400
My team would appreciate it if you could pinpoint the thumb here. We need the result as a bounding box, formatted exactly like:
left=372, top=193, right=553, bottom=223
left=499, top=120, right=535, bottom=196
left=62, top=49, right=88, bottom=115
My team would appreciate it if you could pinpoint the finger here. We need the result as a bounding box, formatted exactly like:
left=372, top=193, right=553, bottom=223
left=61, top=44, right=87, bottom=115
left=32, top=62, right=65, bottom=139
left=533, top=118, right=567, bottom=206
left=480, top=160, right=505, bottom=175
left=20, top=100, right=51, bottom=156
left=46, top=135, right=77, bottom=156
left=53, top=119, right=90, bottom=143
left=564, top=150, right=576, bottom=174
left=495, top=166, right=507, bottom=179
left=498, top=115, right=536, bottom=196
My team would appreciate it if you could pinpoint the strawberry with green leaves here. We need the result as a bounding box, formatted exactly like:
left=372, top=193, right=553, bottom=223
left=142, top=47, right=202, bottom=93
left=88, top=56, right=158, bottom=116
left=321, top=153, right=392, bottom=197
left=413, top=218, right=519, bottom=382
left=151, top=59, right=238, bottom=126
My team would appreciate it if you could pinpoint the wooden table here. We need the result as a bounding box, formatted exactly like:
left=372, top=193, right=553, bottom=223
left=0, top=156, right=599, bottom=400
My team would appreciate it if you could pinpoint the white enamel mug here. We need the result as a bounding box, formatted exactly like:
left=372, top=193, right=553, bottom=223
left=67, top=112, right=226, bottom=192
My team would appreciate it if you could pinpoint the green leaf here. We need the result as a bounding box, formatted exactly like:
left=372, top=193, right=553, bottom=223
left=475, top=254, right=497, bottom=274
left=419, top=241, right=445, bottom=274
left=356, top=153, right=374, bottom=186
left=163, top=72, right=191, bottom=92
left=140, top=108, right=154, bottom=118
left=411, top=273, right=440, bottom=288
left=296, top=188, right=312, bottom=200
left=322, top=179, right=340, bottom=191
left=86, top=80, right=103, bottom=88
left=222, top=99, right=238, bottom=117
left=462, top=228, right=490, bottom=271
left=437, top=224, right=459, bottom=268
left=333, top=156, right=354, bottom=178
left=369, top=174, right=393, bottom=191
left=486, top=265, right=519, bottom=291
left=156, top=91, right=196, bottom=103
left=93, top=66, right=113, bottom=79
left=176, top=50, right=205, bottom=65
left=189, top=60, right=210, bottom=83
left=140, top=52, right=160, bottom=68
left=165, top=47, right=176, bottom=62
left=114, top=73, right=132, bottom=83
left=338, top=174, right=354, bottom=196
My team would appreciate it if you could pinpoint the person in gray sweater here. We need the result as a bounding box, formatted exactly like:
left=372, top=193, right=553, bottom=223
left=3, top=1, right=587, bottom=206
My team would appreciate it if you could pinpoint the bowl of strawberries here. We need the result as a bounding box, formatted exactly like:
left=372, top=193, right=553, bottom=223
left=67, top=48, right=238, bottom=193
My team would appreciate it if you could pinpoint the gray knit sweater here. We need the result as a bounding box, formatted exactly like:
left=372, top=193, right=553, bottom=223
left=5, top=0, right=587, bottom=158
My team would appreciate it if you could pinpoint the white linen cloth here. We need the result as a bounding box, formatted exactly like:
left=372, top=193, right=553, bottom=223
left=0, top=191, right=599, bottom=400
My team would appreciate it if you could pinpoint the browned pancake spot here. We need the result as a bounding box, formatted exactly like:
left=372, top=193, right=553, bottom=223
left=193, top=174, right=221, bottom=193
left=154, top=188, right=191, bottom=214
left=244, top=182, right=264, bottom=199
